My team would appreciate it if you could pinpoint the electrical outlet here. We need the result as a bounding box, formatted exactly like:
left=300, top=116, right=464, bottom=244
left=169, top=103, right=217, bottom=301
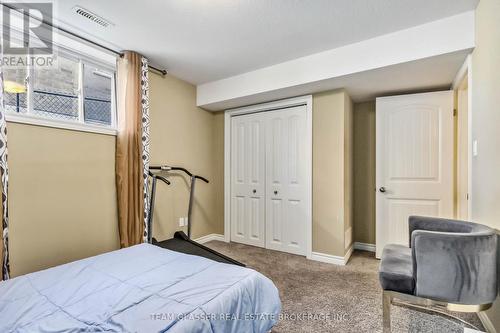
left=178, top=217, right=188, bottom=227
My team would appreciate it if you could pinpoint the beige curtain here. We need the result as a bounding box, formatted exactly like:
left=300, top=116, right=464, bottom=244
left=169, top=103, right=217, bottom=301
left=116, top=51, right=150, bottom=248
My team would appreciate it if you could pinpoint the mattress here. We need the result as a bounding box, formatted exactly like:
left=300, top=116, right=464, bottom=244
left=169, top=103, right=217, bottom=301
left=0, top=244, right=281, bottom=332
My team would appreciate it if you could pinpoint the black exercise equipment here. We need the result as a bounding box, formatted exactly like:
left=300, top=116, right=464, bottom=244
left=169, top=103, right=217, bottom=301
left=147, top=165, right=245, bottom=267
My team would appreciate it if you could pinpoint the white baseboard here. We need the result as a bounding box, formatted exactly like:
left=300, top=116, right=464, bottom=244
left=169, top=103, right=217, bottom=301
left=310, top=245, right=354, bottom=266
left=354, top=242, right=376, bottom=252
left=478, top=312, right=497, bottom=333
left=194, top=234, right=226, bottom=244
left=344, top=244, right=354, bottom=264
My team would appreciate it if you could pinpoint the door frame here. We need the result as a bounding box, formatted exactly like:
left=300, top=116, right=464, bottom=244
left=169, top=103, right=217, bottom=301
left=452, top=55, right=473, bottom=219
left=224, top=95, right=313, bottom=258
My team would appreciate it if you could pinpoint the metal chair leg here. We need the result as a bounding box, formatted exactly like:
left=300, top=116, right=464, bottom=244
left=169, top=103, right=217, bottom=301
left=383, top=290, right=392, bottom=333
left=383, top=290, right=491, bottom=331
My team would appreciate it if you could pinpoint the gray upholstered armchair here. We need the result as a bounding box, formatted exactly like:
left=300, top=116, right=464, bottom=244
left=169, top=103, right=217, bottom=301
left=379, top=216, right=498, bottom=332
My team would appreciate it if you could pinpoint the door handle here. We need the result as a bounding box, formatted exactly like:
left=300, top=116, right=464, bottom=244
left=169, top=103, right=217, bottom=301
left=274, top=190, right=278, bottom=195
left=379, top=187, right=386, bottom=193
left=252, top=189, right=256, bottom=194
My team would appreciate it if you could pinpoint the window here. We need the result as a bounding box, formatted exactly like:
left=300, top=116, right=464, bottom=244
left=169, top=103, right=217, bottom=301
left=3, top=50, right=116, bottom=134
left=4, top=67, right=28, bottom=114
left=83, top=64, right=113, bottom=125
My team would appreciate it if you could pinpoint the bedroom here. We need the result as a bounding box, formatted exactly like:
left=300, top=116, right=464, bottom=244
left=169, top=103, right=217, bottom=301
left=0, top=0, right=499, bottom=332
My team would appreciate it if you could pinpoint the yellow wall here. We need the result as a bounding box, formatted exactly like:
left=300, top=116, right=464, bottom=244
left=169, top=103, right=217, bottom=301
left=470, top=0, right=500, bottom=329
left=8, top=123, right=119, bottom=277
left=312, top=89, right=353, bottom=257
left=353, top=101, right=376, bottom=245
left=148, top=73, right=224, bottom=241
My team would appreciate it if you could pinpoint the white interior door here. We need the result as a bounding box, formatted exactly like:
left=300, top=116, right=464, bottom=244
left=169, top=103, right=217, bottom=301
left=265, top=106, right=308, bottom=255
left=230, top=113, right=266, bottom=247
left=376, top=91, right=454, bottom=258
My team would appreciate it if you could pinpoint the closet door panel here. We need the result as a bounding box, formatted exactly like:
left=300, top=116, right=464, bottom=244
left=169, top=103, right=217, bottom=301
left=268, top=197, right=284, bottom=247
left=232, top=196, right=245, bottom=239
left=248, top=118, right=265, bottom=245
left=231, top=119, right=247, bottom=244
left=265, top=106, right=307, bottom=255
left=230, top=114, right=265, bottom=247
left=284, top=110, right=307, bottom=254
left=286, top=199, right=303, bottom=252
left=266, top=112, right=286, bottom=252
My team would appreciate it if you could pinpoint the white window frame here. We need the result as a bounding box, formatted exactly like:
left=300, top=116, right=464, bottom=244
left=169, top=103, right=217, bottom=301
left=3, top=33, right=117, bottom=136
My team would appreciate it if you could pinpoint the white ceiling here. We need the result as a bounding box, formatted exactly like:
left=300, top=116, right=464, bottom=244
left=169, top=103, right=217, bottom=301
left=47, top=0, right=478, bottom=85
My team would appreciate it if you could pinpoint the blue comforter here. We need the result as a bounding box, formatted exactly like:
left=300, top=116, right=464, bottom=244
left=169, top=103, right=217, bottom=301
left=0, top=244, right=281, bottom=332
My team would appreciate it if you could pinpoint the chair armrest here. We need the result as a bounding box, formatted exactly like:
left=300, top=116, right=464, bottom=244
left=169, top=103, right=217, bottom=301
left=411, top=230, right=497, bottom=304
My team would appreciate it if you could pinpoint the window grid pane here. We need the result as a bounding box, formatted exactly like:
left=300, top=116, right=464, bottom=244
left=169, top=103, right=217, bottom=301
left=4, top=92, right=28, bottom=113
left=3, top=68, right=28, bottom=114
left=83, top=65, right=112, bottom=126
left=32, top=90, right=79, bottom=121
left=32, top=55, right=80, bottom=121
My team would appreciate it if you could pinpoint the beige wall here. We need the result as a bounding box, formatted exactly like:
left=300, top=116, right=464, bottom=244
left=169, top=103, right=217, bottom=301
left=470, top=0, right=500, bottom=329
left=148, top=73, right=224, bottom=241
left=353, top=101, right=376, bottom=245
left=7, top=72, right=223, bottom=277
left=344, top=93, right=354, bottom=250
left=312, top=89, right=353, bottom=257
left=213, top=112, right=226, bottom=236
left=8, top=123, right=119, bottom=277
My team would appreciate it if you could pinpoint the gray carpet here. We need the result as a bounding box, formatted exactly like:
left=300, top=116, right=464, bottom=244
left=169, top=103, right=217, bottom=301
left=205, top=241, right=484, bottom=333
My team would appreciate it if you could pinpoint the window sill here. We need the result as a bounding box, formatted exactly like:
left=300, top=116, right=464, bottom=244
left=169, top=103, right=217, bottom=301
left=5, top=113, right=117, bottom=136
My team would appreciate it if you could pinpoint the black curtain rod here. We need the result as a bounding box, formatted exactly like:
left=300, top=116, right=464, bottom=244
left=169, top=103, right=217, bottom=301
left=2, top=3, right=167, bottom=76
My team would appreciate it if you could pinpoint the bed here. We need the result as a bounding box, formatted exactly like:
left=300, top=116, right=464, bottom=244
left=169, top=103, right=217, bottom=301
left=0, top=243, right=281, bottom=332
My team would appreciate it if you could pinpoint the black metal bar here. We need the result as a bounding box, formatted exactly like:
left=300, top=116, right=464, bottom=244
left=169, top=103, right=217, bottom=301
left=1, top=3, right=167, bottom=76
left=16, top=93, right=20, bottom=113
left=155, top=175, right=171, bottom=185
left=149, top=165, right=209, bottom=183
left=147, top=171, right=171, bottom=243
left=148, top=66, right=167, bottom=76
left=194, top=175, right=209, bottom=183
left=33, top=90, right=77, bottom=99
left=148, top=170, right=170, bottom=185
left=147, top=176, right=158, bottom=244
left=32, top=90, right=111, bottom=104
left=187, top=176, right=196, bottom=238
left=85, top=96, right=111, bottom=103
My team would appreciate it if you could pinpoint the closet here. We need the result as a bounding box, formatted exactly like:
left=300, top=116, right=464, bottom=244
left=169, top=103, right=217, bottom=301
left=228, top=101, right=311, bottom=256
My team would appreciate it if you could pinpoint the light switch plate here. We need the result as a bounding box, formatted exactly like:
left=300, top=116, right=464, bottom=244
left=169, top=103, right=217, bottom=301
left=472, top=139, right=478, bottom=157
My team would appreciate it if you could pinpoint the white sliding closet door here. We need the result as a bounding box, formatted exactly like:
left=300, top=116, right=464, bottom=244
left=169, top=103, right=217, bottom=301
left=265, top=106, right=308, bottom=255
left=230, top=113, right=266, bottom=247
